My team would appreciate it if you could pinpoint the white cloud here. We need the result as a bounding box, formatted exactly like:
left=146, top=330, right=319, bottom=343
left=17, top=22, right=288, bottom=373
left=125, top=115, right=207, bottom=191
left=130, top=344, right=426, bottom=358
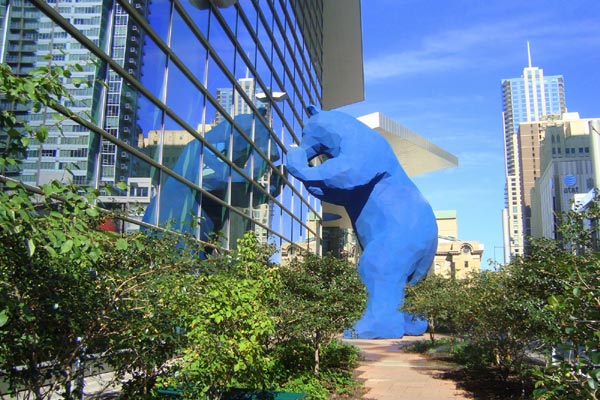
left=364, top=12, right=600, bottom=81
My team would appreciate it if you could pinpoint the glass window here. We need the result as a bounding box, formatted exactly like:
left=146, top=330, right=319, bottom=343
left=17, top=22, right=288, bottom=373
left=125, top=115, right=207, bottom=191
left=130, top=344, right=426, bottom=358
left=166, top=62, right=205, bottom=130
left=171, top=9, right=209, bottom=86
left=138, top=34, right=168, bottom=103
left=255, top=4, right=273, bottom=86
left=178, top=0, right=210, bottom=38
left=208, top=9, right=235, bottom=77
left=235, top=5, right=257, bottom=81
left=206, top=54, right=233, bottom=123
left=135, top=93, right=165, bottom=185
left=146, top=0, right=172, bottom=44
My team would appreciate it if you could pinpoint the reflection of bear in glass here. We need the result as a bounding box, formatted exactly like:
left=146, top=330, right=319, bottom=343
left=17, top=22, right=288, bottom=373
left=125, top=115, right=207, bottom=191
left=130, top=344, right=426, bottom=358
left=143, top=108, right=280, bottom=241
left=287, top=107, right=438, bottom=338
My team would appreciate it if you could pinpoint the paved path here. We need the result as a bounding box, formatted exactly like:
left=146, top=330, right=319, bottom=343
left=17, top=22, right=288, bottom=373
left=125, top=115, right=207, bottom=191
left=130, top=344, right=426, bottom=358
left=347, top=336, right=469, bottom=400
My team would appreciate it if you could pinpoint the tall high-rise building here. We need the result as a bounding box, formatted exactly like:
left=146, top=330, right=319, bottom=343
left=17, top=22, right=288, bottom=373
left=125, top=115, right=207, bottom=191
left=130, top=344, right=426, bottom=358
left=0, top=0, right=147, bottom=187
left=1, top=0, right=364, bottom=255
left=501, top=45, right=566, bottom=260
left=214, top=87, right=233, bottom=124
left=529, top=113, right=600, bottom=240
left=215, top=77, right=255, bottom=124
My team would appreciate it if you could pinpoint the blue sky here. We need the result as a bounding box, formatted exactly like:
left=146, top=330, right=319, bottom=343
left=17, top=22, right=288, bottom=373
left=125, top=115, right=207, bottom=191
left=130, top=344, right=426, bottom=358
left=339, top=0, right=600, bottom=267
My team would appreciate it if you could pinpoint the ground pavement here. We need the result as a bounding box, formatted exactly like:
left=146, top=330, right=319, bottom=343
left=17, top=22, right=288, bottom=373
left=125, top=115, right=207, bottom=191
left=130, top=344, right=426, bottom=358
left=347, top=336, right=469, bottom=400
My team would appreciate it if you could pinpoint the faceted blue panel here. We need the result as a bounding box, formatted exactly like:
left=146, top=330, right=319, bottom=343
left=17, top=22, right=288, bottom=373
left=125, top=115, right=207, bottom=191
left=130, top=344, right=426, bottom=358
left=287, top=108, right=438, bottom=339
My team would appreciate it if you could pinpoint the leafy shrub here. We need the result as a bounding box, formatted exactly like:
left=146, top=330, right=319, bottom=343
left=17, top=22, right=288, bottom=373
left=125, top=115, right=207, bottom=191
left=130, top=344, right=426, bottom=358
left=278, top=374, right=329, bottom=400
left=275, top=253, right=366, bottom=376
left=271, top=338, right=315, bottom=376
left=401, top=337, right=455, bottom=354
left=321, top=340, right=362, bottom=371
left=450, top=341, right=496, bottom=372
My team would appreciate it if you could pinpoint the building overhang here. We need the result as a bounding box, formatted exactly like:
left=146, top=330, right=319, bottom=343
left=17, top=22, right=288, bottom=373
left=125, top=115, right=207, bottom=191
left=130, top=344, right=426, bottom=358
left=357, top=112, right=458, bottom=176
left=321, top=0, right=364, bottom=110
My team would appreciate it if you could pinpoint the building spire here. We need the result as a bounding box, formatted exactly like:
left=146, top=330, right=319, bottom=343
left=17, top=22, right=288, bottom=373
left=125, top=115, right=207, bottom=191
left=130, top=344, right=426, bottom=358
left=527, top=41, right=532, bottom=68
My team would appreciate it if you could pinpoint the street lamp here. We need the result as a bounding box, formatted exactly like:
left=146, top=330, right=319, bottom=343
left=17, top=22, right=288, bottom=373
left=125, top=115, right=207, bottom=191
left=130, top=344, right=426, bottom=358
left=189, top=0, right=237, bottom=9
left=255, top=91, right=287, bottom=128
left=255, top=91, right=288, bottom=104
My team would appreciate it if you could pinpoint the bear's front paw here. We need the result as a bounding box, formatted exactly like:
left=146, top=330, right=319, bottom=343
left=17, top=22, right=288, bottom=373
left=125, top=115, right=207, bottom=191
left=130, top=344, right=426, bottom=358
left=307, top=186, right=324, bottom=196
left=286, top=147, right=308, bottom=178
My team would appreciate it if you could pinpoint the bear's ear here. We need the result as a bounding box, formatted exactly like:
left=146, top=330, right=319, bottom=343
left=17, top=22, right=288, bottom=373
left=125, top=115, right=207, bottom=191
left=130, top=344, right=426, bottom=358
left=307, top=105, right=320, bottom=116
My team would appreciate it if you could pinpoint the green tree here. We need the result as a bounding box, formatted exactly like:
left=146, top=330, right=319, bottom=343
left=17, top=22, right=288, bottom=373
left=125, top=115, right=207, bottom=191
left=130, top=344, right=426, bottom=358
left=402, top=274, right=465, bottom=343
left=0, top=180, right=115, bottom=398
left=171, top=233, right=281, bottom=399
left=93, top=231, right=205, bottom=398
left=276, top=253, right=367, bottom=376
left=513, top=202, right=600, bottom=399
left=458, top=270, right=536, bottom=379
left=0, top=62, right=368, bottom=400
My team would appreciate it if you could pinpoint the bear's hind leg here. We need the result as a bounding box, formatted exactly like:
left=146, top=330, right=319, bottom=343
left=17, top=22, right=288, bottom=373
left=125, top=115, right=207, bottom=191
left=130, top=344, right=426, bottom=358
left=351, top=243, right=410, bottom=338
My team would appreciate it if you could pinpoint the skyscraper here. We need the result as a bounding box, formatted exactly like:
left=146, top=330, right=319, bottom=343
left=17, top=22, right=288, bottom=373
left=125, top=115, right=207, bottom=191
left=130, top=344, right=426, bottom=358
left=501, top=44, right=566, bottom=260
left=0, top=0, right=147, bottom=187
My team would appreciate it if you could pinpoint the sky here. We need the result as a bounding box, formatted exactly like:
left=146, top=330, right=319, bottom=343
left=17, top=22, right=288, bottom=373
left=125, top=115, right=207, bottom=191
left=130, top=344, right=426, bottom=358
left=339, top=0, right=600, bottom=267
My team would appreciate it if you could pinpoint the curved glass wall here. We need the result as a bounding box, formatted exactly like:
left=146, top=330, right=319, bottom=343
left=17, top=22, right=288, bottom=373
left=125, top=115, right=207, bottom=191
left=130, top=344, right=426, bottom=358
left=1, top=0, right=324, bottom=257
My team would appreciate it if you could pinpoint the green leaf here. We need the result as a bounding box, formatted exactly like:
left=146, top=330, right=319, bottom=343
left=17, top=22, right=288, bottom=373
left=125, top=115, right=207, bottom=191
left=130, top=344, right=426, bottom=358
left=27, top=239, right=36, bottom=257
left=0, top=310, right=8, bottom=327
left=85, top=207, right=100, bottom=217
left=36, top=125, right=48, bottom=142
left=116, top=238, right=128, bottom=251
left=72, top=77, right=84, bottom=87
left=42, top=183, right=59, bottom=196
left=572, top=287, right=580, bottom=297
left=565, top=326, right=574, bottom=334
left=116, top=181, right=128, bottom=191
left=587, top=376, right=597, bottom=390
left=61, top=239, right=74, bottom=254
left=44, top=245, right=57, bottom=257
left=547, top=295, right=559, bottom=307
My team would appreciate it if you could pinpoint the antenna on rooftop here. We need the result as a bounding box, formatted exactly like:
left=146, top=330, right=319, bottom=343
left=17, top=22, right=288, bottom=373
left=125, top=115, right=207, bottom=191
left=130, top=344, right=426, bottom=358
left=527, top=41, right=532, bottom=68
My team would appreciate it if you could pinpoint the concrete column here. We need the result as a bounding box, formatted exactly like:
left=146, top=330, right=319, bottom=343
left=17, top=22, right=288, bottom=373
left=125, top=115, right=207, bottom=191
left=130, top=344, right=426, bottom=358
left=590, top=120, right=600, bottom=190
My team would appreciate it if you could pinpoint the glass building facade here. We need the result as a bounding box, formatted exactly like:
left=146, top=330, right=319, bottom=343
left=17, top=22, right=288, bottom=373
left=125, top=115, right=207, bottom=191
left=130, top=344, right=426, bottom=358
left=0, top=0, right=363, bottom=255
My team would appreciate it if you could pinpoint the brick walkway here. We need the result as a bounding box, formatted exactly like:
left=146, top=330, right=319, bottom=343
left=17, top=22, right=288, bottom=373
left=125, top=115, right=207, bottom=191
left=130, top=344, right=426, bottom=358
left=347, top=337, right=469, bottom=400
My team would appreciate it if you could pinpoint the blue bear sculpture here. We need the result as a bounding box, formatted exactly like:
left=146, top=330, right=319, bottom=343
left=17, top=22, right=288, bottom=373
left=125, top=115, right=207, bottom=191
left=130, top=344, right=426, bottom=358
left=286, top=107, right=438, bottom=338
